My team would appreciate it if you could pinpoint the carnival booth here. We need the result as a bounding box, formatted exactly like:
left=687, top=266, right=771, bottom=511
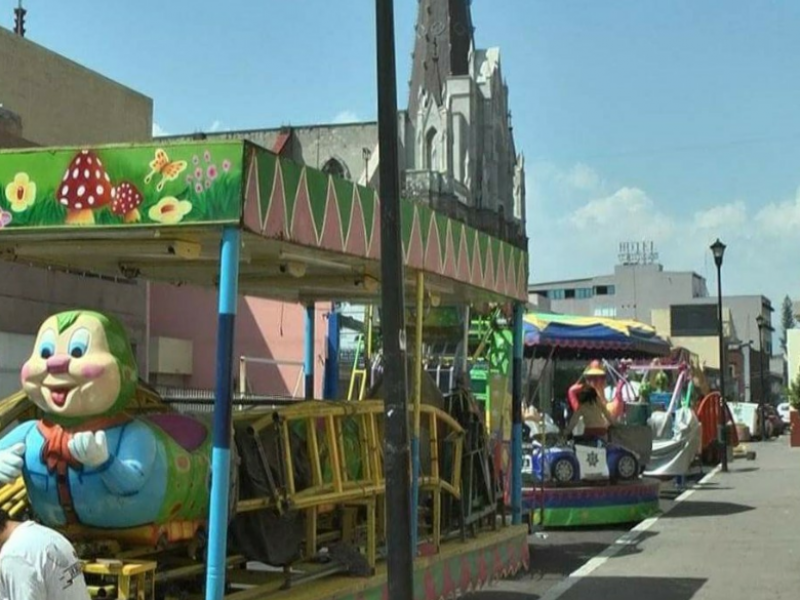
left=0, top=141, right=530, bottom=600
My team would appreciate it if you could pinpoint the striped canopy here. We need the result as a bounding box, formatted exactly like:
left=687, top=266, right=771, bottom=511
left=523, top=312, right=671, bottom=359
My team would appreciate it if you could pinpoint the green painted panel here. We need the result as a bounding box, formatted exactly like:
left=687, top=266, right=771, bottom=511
left=256, top=150, right=276, bottom=224
left=435, top=211, right=449, bottom=258
left=359, top=185, right=376, bottom=243
left=279, top=158, right=302, bottom=225
left=531, top=502, right=660, bottom=527
left=400, top=197, right=415, bottom=250
left=489, top=238, right=501, bottom=273
left=465, top=224, right=476, bottom=268
left=417, top=203, right=433, bottom=248
left=478, top=232, right=489, bottom=270
left=332, top=176, right=354, bottom=233
left=0, top=142, right=243, bottom=230
left=304, top=167, right=329, bottom=238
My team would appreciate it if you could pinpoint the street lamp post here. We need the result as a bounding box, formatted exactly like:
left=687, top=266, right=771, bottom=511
left=710, top=238, right=728, bottom=472
left=756, top=314, right=770, bottom=441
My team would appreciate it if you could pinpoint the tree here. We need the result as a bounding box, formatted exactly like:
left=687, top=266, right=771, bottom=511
left=780, top=295, right=796, bottom=355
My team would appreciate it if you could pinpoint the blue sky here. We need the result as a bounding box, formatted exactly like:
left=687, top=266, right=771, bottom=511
left=15, top=0, right=800, bottom=308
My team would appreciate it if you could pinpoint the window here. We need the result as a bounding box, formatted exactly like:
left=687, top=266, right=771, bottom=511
left=425, top=128, right=439, bottom=170
left=547, top=289, right=565, bottom=300
left=576, top=287, right=593, bottom=299
left=595, top=285, right=616, bottom=296
left=564, top=289, right=576, bottom=299
left=594, top=307, right=618, bottom=318
left=322, top=158, right=347, bottom=179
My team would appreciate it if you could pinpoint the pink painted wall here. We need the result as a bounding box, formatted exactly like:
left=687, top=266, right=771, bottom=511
left=149, top=283, right=328, bottom=397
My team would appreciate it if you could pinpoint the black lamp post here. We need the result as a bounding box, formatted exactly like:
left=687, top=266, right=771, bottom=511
left=710, top=238, right=728, bottom=472
left=756, top=314, right=770, bottom=441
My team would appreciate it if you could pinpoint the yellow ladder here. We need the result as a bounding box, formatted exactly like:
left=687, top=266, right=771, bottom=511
left=347, top=306, right=374, bottom=400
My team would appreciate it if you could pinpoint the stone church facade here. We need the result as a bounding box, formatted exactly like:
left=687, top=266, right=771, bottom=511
left=164, top=0, right=526, bottom=251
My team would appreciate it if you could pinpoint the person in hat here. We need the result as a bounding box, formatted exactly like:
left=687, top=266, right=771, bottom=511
left=565, top=384, right=617, bottom=441
left=567, top=359, right=609, bottom=412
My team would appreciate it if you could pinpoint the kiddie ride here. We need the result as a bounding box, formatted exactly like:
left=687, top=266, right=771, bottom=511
left=0, top=140, right=531, bottom=600
left=525, top=436, right=641, bottom=484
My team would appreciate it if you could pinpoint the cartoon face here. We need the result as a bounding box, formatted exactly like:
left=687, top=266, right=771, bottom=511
left=21, top=313, right=122, bottom=419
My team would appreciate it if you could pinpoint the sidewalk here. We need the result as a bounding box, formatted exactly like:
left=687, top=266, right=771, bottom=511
left=482, top=439, right=800, bottom=600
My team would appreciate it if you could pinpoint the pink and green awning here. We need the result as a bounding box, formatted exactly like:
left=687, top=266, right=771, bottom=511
left=0, top=140, right=528, bottom=303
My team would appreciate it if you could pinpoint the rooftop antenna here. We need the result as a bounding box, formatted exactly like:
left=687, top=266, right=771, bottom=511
left=13, top=0, right=26, bottom=38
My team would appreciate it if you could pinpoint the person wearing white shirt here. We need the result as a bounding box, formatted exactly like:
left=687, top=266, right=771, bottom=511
left=0, top=510, right=89, bottom=600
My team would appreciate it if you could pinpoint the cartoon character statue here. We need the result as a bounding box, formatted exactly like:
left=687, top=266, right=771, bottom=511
left=567, top=360, right=625, bottom=420
left=0, top=310, right=211, bottom=545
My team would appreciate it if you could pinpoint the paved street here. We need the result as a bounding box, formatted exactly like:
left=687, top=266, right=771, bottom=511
left=475, top=438, right=800, bottom=600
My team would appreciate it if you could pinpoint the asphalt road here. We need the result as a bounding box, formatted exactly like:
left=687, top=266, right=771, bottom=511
left=469, top=454, right=764, bottom=600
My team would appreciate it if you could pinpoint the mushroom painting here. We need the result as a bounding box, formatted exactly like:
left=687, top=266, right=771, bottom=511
left=111, top=181, right=144, bottom=223
left=57, top=150, right=113, bottom=225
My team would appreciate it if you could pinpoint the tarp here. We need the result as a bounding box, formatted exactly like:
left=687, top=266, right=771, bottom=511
left=523, top=312, right=671, bottom=359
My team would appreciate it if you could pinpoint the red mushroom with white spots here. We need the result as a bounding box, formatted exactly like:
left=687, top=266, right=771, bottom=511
left=57, top=150, right=113, bottom=225
left=111, top=181, right=144, bottom=223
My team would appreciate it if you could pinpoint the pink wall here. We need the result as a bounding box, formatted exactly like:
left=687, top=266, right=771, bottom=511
left=149, top=283, right=328, bottom=397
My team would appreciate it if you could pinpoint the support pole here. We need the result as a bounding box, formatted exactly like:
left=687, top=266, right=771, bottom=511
left=324, top=302, right=340, bottom=399
left=375, top=0, right=413, bottom=597
left=411, top=272, right=424, bottom=551
left=305, top=303, right=315, bottom=400
left=511, top=303, right=524, bottom=524
left=715, top=262, right=728, bottom=472
left=205, top=227, right=240, bottom=600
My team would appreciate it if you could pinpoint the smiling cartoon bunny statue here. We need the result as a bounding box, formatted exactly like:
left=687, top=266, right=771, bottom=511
left=0, top=310, right=212, bottom=545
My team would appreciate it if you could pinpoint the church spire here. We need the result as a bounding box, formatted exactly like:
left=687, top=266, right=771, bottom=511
left=408, top=0, right=474, bottom=115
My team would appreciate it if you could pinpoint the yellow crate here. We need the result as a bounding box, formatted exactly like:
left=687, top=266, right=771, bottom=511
left=82, top=559, right=157, bottom=600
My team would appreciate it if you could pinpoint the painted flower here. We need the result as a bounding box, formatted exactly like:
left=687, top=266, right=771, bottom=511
left=4, top=172, right=37, bottom=212
left=194, top=183, right=204, bottom=194
left=222, top=159, right=231, bottom=173
left=148, top=196, right=193, bottom=224
left=204, top=150, right=212, bottom=163
left=205, top=179, right=212, bottom=189
left=194, top=167, right=203, bottom=180
left=0, top=208, right=11, bottom=228
left=186, top=175, right=194, bottom=184
left=192, top=155, right=200, bottom=165
left=207, top=165, right=218, bottom=180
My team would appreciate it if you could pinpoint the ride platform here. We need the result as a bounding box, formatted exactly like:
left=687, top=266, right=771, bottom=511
left=523, top=478, right=661, bottom=528
left=223, top=525, right=529, bottom=600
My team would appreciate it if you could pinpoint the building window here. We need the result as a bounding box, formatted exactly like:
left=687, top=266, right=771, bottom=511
left=595, top=285, right=615, bottom=296
left=576, top=287, right=593, bottom=299
left=322, top=158, right=347, bottom=179
left=564, top=289, right=576, bottom=299
left=548, top=289, right=565, bottom=300
left=425, top=128, right=439, bottom=171
left=594, top=307, right=618, bottom=318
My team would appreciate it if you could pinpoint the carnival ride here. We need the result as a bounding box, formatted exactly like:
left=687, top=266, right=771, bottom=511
left=0, top=140, right=530, bottom=600
left=521, top=312, right=670, bottom=528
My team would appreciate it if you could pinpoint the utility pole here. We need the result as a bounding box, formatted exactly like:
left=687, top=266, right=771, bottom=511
left=14, top=1, right=26, bottom=37
left=375, top=1, right=413, bottom=599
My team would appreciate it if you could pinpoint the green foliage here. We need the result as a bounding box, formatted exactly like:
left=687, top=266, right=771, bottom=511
left=781, top=295, right=796, bottom=354
left=787, top=372, right=800, bottom=410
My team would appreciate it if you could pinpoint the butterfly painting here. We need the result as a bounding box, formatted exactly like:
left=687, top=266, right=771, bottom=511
left=144, top=149, right=188, bottom=192
left=0, top=209, right=11, bottom=228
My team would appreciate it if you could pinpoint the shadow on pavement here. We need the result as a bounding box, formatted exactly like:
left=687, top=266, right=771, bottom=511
left=469, top=593, right=539, bottom=600
left=562, top=576, right=707, bottom=600
left=731, top=466, right=760, bottom=473
left=663, top=500, right=754, bottom=518
left=525, top=532, right=657, bottom=579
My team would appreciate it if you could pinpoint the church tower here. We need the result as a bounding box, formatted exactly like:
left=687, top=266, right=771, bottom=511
left=408, top=0, right=474, bottom=116
left=402, top=0, right=526, bottom=249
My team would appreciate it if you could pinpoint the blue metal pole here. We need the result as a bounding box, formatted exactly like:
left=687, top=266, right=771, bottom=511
left=511, top=302, right=524, bottom=525
left=323, top=302, right=340, bottom=400
left=205, top=227, right=240, bottom=600
left=305, top=303, right=315, bottom=400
